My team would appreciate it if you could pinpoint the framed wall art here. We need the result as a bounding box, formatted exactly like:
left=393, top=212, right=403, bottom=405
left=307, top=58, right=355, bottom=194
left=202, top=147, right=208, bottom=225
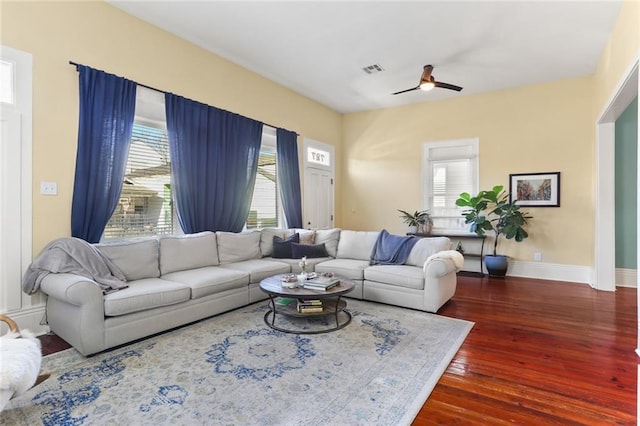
left=509, top=172, right=560, bottom=207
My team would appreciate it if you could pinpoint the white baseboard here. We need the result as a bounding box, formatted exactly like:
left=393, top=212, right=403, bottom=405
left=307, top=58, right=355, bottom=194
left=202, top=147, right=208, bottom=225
left=1, top=304, right=49, bottom=335
left=507, top=260, right=592, bottom=284
left=616, top=268, right=637, bottom=287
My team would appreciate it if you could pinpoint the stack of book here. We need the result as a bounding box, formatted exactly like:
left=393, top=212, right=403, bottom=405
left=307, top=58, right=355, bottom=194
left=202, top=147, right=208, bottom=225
left=303, top=276, right=340, bottom=291
left=297, top=299, right=323, bottom=313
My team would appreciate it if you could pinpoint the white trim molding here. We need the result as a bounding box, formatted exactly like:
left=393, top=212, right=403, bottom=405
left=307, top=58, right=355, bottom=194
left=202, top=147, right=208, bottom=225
left=594, top=55, right=639, bottom=292
left=616, top=268, right=638, bottom=288
left=0, top=45, right=47, bottom=334
left=507, top=261, right=592, bottom=285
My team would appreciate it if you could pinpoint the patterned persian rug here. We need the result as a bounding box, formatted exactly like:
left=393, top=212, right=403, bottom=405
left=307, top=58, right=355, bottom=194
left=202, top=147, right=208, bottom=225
left=1, top=299, right=473, bottom=425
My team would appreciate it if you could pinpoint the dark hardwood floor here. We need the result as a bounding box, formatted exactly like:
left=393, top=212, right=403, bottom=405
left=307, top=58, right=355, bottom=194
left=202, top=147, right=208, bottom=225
left=38, top=274, right=637, bottom=424
left=415, top=274, right=637, bottom=425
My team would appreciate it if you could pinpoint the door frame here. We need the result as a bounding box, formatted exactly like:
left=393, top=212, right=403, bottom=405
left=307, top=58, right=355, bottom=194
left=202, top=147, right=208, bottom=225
left=0, top=45, right=37, bottom=329
left=595, top=56, right=639, bottom=292
left=302, top=138, right=335, bottom=229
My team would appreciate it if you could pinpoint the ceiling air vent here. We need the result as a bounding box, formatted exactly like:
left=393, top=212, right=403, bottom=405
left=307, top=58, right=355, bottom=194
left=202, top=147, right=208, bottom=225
left=362, top=64, right=384, bottom=74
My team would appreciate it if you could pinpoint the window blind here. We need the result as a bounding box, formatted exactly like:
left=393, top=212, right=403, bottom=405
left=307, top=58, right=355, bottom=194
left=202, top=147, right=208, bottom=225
left=103, top=122, right=174, bottom=239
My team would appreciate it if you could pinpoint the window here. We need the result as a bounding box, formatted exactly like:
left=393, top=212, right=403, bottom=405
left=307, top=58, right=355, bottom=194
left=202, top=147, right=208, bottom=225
left=307, top=146, right=330, bottom=167
left=423, top=138, right=479, bottom=231
left=0, top=60, right=15, bottom=105
left=246, top=127, right=280, bottom=229
left=103, top=88, right=175, bottom=239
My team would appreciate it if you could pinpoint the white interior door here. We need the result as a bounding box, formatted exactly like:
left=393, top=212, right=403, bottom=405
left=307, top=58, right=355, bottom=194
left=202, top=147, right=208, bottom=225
left=303, top=138, right=335, bottom=229
left=304, top=167, right=333, bottom=229
left=0, top=108, right=23, bottom=312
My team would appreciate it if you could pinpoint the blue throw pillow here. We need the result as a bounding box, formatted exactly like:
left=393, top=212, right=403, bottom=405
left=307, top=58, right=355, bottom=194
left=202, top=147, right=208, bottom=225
left=272, top=233, right=299, bottom=258
left=290, top=242, right=329, bottom=259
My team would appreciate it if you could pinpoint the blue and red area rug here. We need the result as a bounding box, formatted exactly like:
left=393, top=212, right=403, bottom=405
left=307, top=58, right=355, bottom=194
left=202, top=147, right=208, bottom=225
left=2, top=299, right=472, bottom=425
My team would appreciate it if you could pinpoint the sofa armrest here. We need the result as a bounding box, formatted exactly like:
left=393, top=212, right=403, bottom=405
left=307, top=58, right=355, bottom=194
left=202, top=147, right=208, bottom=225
left=40, top=273, right=106, bottom=355
left=423, top=250, right=464, bottom=277
left=421, top=250, right=463, bottom=312
left=40, top=273, right=104, bottom=308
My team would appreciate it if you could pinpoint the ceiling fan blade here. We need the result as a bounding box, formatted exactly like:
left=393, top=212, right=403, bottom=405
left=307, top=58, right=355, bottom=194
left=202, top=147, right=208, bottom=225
left=434, top=81, right=463, bottom=92
left=392, top=86, right=420, bottom=95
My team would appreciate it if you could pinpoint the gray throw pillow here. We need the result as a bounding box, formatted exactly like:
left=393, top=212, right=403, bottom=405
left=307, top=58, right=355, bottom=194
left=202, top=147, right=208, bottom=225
left=272, top=233, right=299, bottom=258
left=290, top=242, right=328, bottom=259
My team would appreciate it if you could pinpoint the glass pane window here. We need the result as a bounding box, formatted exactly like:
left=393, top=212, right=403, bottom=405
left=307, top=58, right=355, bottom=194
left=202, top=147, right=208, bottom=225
left=103, top=123, right=174, bottom=239
left=423, top=139, right=479, bottom=231
left=308, top=147, right=330, bottom=167
left=0, top=60, right=15, bottom=105
left=246, top=130, right=279, bottom=229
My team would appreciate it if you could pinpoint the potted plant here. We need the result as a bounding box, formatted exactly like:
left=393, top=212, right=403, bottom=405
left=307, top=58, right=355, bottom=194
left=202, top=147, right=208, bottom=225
left=397, top=209, right=433, bottom=234
left=455, top=185, right=532, bottom=277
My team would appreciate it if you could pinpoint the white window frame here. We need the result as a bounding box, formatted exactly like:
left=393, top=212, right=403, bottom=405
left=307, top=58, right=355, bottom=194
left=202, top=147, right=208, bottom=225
left=422, top=137, right=479, bottom=232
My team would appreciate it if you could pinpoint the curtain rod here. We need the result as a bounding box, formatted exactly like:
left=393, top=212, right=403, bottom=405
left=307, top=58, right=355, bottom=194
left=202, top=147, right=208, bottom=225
left=68, top=61, right=299, bottom=136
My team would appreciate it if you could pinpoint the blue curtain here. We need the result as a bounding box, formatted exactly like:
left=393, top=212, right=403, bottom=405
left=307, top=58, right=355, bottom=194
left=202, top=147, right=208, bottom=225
left=71, top=65, right=137, bottom=243
left=165, top=94, right=263, bottom=233
left=276, top=128, right=303, bottom=228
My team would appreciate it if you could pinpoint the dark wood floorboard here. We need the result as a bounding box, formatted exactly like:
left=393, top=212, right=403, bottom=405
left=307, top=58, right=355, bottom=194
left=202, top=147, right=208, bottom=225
left=38, top=275, right=637, bottom=424
left=414, top=275, right=637, bottom=425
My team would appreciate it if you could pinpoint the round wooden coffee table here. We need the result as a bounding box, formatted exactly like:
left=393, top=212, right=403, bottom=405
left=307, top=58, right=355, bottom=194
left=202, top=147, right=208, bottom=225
left=259, top=274, right=355, bottom=334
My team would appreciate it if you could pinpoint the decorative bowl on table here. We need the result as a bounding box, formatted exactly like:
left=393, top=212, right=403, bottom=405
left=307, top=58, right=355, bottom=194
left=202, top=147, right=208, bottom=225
left=281, top=274, right=298, bottom=288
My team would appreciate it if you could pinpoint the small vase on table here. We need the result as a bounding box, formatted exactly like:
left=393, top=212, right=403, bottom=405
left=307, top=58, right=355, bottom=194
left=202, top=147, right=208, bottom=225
left=298, top=256, right=308, bottom=287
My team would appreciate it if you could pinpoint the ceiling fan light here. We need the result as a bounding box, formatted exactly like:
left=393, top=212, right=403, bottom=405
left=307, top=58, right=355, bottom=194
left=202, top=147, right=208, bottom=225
left=419, top=81, right=435, bottom=91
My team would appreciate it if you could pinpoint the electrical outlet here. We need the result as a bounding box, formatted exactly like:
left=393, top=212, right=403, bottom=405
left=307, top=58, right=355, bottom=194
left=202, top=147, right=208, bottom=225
left=534, top=252, right=542, bottom=261
left=40, top=181, right=58, bottom=196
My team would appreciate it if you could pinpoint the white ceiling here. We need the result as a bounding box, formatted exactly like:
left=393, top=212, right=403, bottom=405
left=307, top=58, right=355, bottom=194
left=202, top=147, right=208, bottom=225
left=109, top=1, right=623, bottom=114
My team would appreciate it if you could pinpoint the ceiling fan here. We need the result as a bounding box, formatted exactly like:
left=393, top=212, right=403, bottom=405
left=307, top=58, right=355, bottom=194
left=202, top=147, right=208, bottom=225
left=392, top=65, right=463, bottom=95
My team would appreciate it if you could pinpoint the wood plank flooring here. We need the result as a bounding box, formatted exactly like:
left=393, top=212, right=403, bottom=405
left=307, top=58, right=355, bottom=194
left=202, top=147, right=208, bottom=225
left=38, top=274, right=637, bottom=424
left=414, top=274, right=637, bottom=425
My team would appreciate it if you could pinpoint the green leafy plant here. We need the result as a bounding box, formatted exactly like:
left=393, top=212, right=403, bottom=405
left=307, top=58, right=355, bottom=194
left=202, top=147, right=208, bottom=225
left=397, top=209, right=433, bottom=228
left=455, top=185, right=532, bottom=256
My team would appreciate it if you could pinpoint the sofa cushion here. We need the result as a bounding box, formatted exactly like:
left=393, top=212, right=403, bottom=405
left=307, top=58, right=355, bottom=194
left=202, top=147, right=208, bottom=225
left=314, top=228, right=341, bottom=257
left=159, top=231, right=219, bottom=275
left=289, top=229, right=316, bottom=245
left=220, top=259, right=291, bottom=283
left=364, top=264, right=425, bottom=290
left=272, top=233, right=299, bottom=258
left=96, top=238, right=159, bottom=281
left=260, top=228, right=288, bottom=257
left=406, top=237, right=451, bottom=267
left=291, top=242, right=328, bottom=259
left=314, top=258, right=370, bottom=281
left=336, top=230, right=380, bottom=261
left=161, top=266, right=249, bottom=299
left=103, top=277, right=190, bottom=316
left=216, top=231, right=262, bottom=263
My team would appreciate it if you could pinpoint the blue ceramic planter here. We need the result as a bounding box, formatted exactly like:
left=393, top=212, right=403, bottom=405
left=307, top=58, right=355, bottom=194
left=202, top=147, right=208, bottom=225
left=484, top=255, right=508, bottom=277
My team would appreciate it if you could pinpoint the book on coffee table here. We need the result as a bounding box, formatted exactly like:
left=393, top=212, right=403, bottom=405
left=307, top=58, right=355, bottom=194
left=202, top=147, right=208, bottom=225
left=304, top=276, right=339, bottom=290
left=297, top=299, right=324, bottom=313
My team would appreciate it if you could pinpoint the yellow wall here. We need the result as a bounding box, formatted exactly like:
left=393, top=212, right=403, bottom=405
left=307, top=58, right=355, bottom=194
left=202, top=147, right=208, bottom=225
left=2, top=1, right=637, bottom=270
left=341, top=0, right=640, bottom=269
left=1, top=1, right=343, bottom=254
left=342, top=78, right=595, bottom=266
left=593, top=0, right=639, bottom=117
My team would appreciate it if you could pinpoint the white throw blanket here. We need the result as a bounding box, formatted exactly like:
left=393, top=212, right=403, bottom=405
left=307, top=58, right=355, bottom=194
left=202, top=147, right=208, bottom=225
left=0, top=329, right=41, bottom=412
left=426, top=250, right=465, bottom=270
left=22, top=237, right=127, bottom=295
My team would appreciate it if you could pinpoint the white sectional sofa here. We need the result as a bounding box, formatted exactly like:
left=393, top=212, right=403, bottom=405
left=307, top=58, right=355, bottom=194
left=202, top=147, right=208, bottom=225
left=39, top=228, right=463, bottom=355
